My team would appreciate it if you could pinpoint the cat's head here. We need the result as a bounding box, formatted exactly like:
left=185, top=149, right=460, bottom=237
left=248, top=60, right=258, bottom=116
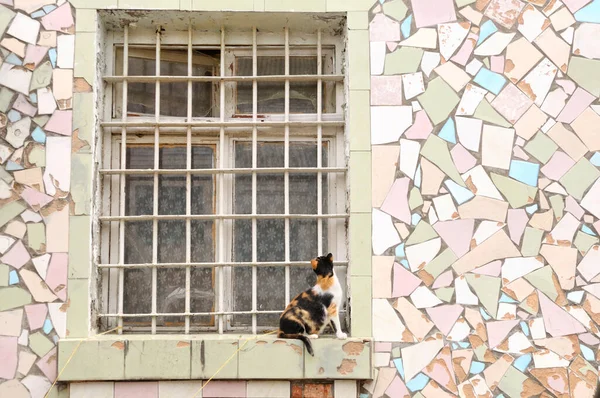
left=310, top=253, right=334, bottom=277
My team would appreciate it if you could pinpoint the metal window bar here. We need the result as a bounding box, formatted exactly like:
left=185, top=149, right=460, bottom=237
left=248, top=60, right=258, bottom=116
left=117, top=25, right=129, bottom=335
left=251, top=26, right=258, bottom=334
left=218, top=26, right=226, bottom=334
left=152, top=27, right=161, bottom=334
left=99, top=260, right=349, bottom=269
left=104, top=75, right=344, bottom=83
left=101, top=214, right=347, bottom=221
left=100, top=167, right=346, bottom=176
left=185, top=23, right=193, bottom=334
left=317, top=29, right=323, bottom=255
left=284, top=27, right=291, bottom=307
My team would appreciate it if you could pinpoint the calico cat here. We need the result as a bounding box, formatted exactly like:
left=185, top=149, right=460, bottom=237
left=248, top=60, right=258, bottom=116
left=278, top=253, right=347, bottom=356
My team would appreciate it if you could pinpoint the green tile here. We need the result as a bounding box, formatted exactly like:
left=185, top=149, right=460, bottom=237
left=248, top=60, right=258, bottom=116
left=417, top=77, right=460, bottom=126
left=181, top=0, right=192, bottom=9
left=71, top=154, right=93, bottom=215
left=31, top=61, right=53, bottom=91
left=405, top=221, right=437, bottom=246
left=350, top=276, right=371, bottom=336
left=238, top=338, right=304, bottom=378
left=191, top=339, right=239, bottom=378
left=0, top=201, right=26, bottom=228
left=70, top=0, right=118, bottom=8
left=349, top=90, right=371, bottom=151
left=69, top=216, right=91, bottom=278
left=574, top=231, right=598, bottom=254
left=27, top=223, right=45, bottom=251
left=521, top=227, right=544, bottom=257
left=0, top=264, right=8, bottom=286
left=74, top=32, right=96, bottom=84
left=0, top=286, right=31, bottom=310
left=347, top=12, right=369, bottom=30
left=348, top=30, right=370, bottom=90
left=33, top=115, right=49, bottom=128
left=0, top=87, right=14, bottom=113
left=304, top=339, right=371, bottom=378
left=29, top=332, right=55, bottom=357
left=349, top=213, right=371, bottom=276
left=66, top=279, right=89, bottom=338
left=192, top=0, right=254, bottom=10
left=58, top=340, right=125, bottom=380
left=421, top=248, right=458, bottom=282
left=253, top=0, right=264, bottom=10
left=0, top=5, right=15, bottom=37
left=524, top=266, right=560, bottom=302
left=524, top=132, right=557, bottom=164
left=385, top=47, right=424, bottom=75
left=491, top=173, right=538, bottom=208
left=435, top=287, right=454, bottom=302
left=568, top=56, right=600, bottom=97
left=465, top=274, right=500, bottom=318
left=499, top=366, right=543, bottom=398
left=28, top=145, right=45, bottom=167
left=382, top=0, right=408, bottom=21
left=119, top=0, right=180, bottom=7
left=72, top=93, right=94, bottom=148
left=350, top=152, right=372, bottom=213
left=421, top=135, right=465, bottom=187
left=264, top=0, right=326, bottom=11
left=0, top=166, right=12, bottom=183
left=456, top=0, right=476, bottom=5
left=474, top=99, right=511, bottom=128
left=549, top=195, right=564, bottom=221
left=408, top=187, right=423, bottom=211
left=327, top=0, right=373, bottom=11
left=559, top=158, right=600, bottom=200
left=75, top=9, right=97, bottom=33
left=126, top=339, right=191, bottom=379
left=391, top=346, right=400, bottom=358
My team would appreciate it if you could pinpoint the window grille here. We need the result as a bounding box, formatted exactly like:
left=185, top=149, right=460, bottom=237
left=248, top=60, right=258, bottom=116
left=97, top=18, right=348, bottom=335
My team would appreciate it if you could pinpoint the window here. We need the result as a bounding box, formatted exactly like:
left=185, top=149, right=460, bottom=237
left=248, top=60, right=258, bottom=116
left=97, top=16, right=348, bottom=335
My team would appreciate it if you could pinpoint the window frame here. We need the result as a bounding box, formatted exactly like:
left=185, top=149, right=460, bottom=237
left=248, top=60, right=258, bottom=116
left=98, top=23, right=349, bottom=335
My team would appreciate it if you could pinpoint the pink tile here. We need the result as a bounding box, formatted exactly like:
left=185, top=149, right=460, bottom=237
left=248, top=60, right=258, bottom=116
left=43, top=136, right=71, bottom=196
left=484, top=0, right=526, bottom=28
left=20, top=186, right=53, bottom=210
left=491, top=55, right=504, bottom=73
left=432, top=270, right=454, bottom=289
left=45, top=253, right=67, bottom=301
left=507, top=208, right=528, bottom=244
left=556, top=87, right=596, bottom=124
left=451, top=144, right=477, bottom=173
left=486, top=320, right=519, bottom=348
left=25, top=304, right=48, bottom=330
left=562, top=0, right=591, bottom=12
left=1, top=240, right=30, bottom=269
left=392, top=262, right=422, bottom=297
left=491, top=84, right=533, bottom=124
left=40, top=3, right=74, bottom=32
left=13, top=94, right=36, bottom=117
left=541, top=151, right=575, bottom=181
left=0, top=337, right=17, bottom=379
left=371, top=76, right=403, bottom=106
left=579, top=333, right=600, bottom=346
left=385, top=376, right=410, bottom=398
left=426, top=304, right=463, bottom=335
left=44, top=202, right=69, bottom=253
left=375, top=342, right=392, bottom=352
left=115, top=382, right=158, bottom=398
left=36, top=347, right=57, bottom=381
left=423, top=347, right=456, bottom=393
left=451, top=32, right=478, bottom=66
left=24, top=45, right=48, bottom=70
left=565, top=196, right=585, bottom=220
left=433, top=219, right=474, bottom=258
left=381, top=178, right=411, bottom=224
left=44, top=110, right=72, bottom=136
left=411, top=0, right=457, bottom=28
left=369, top=14, right=401, bottom=42
left=404, top=110, right=433, bottom=140
left=203, top=381, right=246, bottom=398
left=538, top=291, right=586, bottom=336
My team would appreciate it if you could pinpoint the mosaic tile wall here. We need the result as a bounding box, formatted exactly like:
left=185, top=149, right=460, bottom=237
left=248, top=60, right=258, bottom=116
left=362, top=0, right=600, bottom=396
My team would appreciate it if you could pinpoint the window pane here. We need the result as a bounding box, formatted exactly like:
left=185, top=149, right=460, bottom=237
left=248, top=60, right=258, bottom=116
left=236, top=56, right=326, bottom=114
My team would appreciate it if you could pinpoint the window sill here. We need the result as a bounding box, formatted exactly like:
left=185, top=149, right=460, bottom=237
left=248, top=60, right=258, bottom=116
left=57, top=335, right=372, bottom=381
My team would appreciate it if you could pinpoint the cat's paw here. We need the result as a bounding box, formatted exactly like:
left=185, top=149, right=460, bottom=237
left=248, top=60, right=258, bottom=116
left=308, top=334, right=319, bottom=339
left=336, top=332, right=348, bottom=339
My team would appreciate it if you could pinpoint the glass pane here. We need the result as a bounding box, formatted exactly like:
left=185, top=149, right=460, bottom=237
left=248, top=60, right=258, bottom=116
left=190, top=267, right=215, bottom=327
left=236, top=56, right=326, bottom=114
left=123, top=268, right=151, bottom=325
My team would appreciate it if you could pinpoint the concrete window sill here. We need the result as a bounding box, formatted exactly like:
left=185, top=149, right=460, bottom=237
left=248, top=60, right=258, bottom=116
left=57, top=335, right=372, bottom=381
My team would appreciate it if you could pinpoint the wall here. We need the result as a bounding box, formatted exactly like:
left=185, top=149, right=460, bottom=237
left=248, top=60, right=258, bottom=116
left=0, top=0, right=599, bottom=397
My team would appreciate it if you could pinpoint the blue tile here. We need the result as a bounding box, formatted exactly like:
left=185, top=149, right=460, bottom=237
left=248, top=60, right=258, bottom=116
left=29, top=93, right=37, bottom=104
left=525, top=204, right=538, bottom=215
left=439, top=118, right=456, bottom=144
left=582, top=225, right=596, bottom=236
left=42, top=4, right=57, bottom=13
left=43, top=318, right=53, bottom=334
left=5, top=53, right=23, bottom=66
left=52, top=335, right=59, bottom=344
left=49, top=48, right=57, bottom=67
left=401, top=14, right=412, bottom=38
left=395, top=243, right=406, bottom=258
left=32, top=127, right=47, bottom=144
left=452, top=342, right=459, bottom=350
left=480, top=307, right=491, bottom=320
left=414, top=164, right=422, bottom=188
left=477, top=20, right=498, bottom=45
left=393, top=358, right=405, bottom=379
left=411, top=213, right=422, bottom=226
left=31, top=10, right=46, bottom=18
left=9, top=270, right=18, bottom=285
left=509, top=160, right=540, bottom=187
left=581, top=344, right=595, bottom=361
left=445, top=180, right=474, bottom=205
left=500, top=293, right=518, bottom=303
left=470, top=361, right=485, bottom=374
left=406, top=373, right=429, bottom=392
left=457, top=341, right=470, bottom=348
left=6, top=161, right=23, bottom=171
left=359, top=394, right=369, bottom=398
left=575, top=0, right=600, bottom=22
left=400, top=259, right=410, bottom=269
left=591, top=152, right=600, bottom=166
left=7, top=110, right=21, bottom=122
left=567, top=290, right=585, bottom=303
left=520, top=321, right=530, bottom=336
left=514, top=354, right=532, bottom=372
left=473, top=68, right=507, bottom=95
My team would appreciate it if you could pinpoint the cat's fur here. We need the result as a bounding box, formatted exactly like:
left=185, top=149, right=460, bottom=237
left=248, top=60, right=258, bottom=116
left=278, top=253, right=347, bottom=356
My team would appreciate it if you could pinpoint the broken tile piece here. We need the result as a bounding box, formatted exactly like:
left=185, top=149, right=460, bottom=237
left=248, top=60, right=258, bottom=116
left=475, top=31, right=516, bottom=56
left=373, top=209, right=402, bottom=255
left=438, top=22, right=470, bottom=61
left=481, top=125, right=514, bottom=169
left=371, top=106, right=413, bottom=145
left=411, top=0, right=457, bottom=28
left=571, top=107, right=600, bottom=151
left=518, top=4, right=550, bottom=41
left=7, top=13, right=40, bottom=45
left=534, top=28, right=571, bottom=72
left=539, top=291, right=586, bottom=336
left=417, top=77, right=460, bottom=125
left=504, top=37, right=544, bottom=83
left=491, top=83, right=533, bottom=123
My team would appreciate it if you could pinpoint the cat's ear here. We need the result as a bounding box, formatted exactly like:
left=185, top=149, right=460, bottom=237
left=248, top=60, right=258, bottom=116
left=327, top=253, right=333, bottom=262
left=311, top=258, right=318, bottom=270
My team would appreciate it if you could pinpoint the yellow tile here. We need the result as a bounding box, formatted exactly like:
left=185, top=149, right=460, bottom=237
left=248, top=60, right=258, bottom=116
left=347, top=30, right=370, bottom=90
left=264, top=0, right=326, bottom=12
left=349, top=90, right=371, bottom=151
left=349, top=213, right=372, bottom=276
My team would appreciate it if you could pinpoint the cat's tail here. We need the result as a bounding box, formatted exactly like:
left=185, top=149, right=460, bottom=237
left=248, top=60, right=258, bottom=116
left=278, top=331, right=314, bottom=356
